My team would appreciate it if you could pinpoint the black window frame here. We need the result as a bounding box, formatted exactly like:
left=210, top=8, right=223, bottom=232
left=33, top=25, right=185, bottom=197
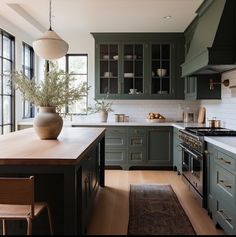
left=47, top=53, right=89, bottom=115
left=0, top=28, right=15, bottom=135
left=22, top=42, right=35, bottom=118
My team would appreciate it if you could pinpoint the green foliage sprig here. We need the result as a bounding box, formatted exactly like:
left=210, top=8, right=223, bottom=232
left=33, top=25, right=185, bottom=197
left=11, top=61, right=89, bottom=111
left=88, top=98, right=114, bottom=113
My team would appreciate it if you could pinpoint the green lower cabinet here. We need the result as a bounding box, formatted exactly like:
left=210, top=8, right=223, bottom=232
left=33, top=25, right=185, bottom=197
left=104, top=126, right=173, bottom=169
left=105, top=148, right=128, bottom=169
left=207, top=142, right=236, bottom=235
left=173, top=128, right=182, bottom=174
left=146, top=127, right=173, bottom=167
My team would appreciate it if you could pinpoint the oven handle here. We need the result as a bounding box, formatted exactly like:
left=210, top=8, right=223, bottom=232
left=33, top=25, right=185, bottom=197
left=178, top=144, right=200, bottom=159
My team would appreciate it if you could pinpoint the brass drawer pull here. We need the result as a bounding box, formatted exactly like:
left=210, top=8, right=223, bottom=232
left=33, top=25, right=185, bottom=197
left=219, top=180, right=232, bottom=188
left=217, top=157, right=231, bottom=165
left=219, top=209, right=232, bottom=223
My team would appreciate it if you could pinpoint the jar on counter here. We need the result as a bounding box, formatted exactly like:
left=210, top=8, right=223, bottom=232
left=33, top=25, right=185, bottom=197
left=118, top=114, right=125, bottom=122
left=124, top=116, right=129, bottom=122
left=114, top=114, right=120, bottom=122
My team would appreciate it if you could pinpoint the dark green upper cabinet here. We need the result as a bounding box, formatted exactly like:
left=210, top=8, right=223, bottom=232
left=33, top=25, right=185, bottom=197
left=92, top=33, right=185, bottom=100
left=99, top=44, right=119, bottom=94
left=151, top=43, right=171, bottom=95
left=185, top=74, right=221, bottom=100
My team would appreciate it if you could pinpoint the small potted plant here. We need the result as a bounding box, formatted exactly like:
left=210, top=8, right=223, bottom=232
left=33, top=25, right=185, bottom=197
left=88, top=98, right=113, bottom=122
left=11, top=61, right=89, bottom=139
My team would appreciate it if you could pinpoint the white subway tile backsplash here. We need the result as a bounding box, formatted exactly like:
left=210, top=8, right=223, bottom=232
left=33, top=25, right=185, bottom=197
left=75, top=99, right=200, bottom=123
left=201, top=69, right=236, bottom=130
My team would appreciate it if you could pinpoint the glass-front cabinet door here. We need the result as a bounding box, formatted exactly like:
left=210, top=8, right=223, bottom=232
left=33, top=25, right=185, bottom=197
left=99, top=44, right=119, bottom=94
left=151, top=43, right=171, bottom=96
left=123, top=44, right=144, bottom=95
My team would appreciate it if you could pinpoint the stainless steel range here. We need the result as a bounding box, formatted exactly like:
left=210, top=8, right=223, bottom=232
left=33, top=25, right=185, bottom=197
left=179, top=127, right=236, bottom=209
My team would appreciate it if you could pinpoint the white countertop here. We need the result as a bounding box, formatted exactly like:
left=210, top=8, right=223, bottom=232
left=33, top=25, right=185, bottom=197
left=18, top=118, right=236, bottom=155
left=204, top=136, right=236, bottom=155
left=17, top=118, right=203, bottom=129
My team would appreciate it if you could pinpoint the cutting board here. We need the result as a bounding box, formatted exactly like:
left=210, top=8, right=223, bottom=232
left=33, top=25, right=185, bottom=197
left=198, top=107, right=206, bottom=124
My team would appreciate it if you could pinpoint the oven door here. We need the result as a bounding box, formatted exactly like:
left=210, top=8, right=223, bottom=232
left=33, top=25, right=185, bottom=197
left=179, top=143, right=203, bottom=195
left=179, top=144, right=192, bottom=182
left=191, top=153, right=203, bottom=195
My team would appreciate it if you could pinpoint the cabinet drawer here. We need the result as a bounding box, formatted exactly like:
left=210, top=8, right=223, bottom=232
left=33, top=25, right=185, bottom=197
left=215, top=164, right=236, bottom=204
left=106, top=127, right=127, bottom=136
left=105, top=136, right=127, bottom=147
left=128, top=136, right=146, bottom=147
left=105, top=149, right=127, bottom=164
left=128, top=127, right=146, bottom=136
left=215, top=199, right=236, bottom=234
left=128, top=149, right=146, bottom=163
left=215, top=151, right=236, bottom=171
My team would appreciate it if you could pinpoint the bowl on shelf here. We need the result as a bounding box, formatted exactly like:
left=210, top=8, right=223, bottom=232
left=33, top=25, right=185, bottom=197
left=157, top=90, right=168, bottom=94
left=104, top=72, right=113, bottom=78
left=113, top=55, right=118, bottom=60
left=124, top=55, right=133, bottom=60
left=129, top=88, right=137, bottom=94
left=157, top=68, right=167, bottom=77
left=124, top=73, right=134, bottom=78
left=103, top=55, right=109, bottom=60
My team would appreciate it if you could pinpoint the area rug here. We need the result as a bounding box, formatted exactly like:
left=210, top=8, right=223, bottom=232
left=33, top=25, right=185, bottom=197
left=128, top=184, right=196, bottom=235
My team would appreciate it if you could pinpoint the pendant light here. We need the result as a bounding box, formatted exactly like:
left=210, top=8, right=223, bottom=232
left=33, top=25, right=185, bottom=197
left=33, top=0, right=69, bottom=60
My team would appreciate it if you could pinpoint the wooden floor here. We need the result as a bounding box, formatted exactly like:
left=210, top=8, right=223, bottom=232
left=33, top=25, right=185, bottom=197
left=87, top=170, right=225, bottom=235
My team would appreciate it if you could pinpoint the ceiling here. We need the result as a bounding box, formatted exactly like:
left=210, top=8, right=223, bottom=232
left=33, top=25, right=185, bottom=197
left=0, top=0, right=204, bottom=38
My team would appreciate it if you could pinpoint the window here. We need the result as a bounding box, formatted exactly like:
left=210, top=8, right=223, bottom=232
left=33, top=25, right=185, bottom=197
left=51, top=54, right=88, bottom=115
left=22, top=42, right=34, bottom=118
left=0, top=29, right=15, bottom=135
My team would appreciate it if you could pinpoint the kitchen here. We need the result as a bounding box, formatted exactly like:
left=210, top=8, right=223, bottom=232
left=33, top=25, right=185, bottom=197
left=0, top=0, right=236, bottom=235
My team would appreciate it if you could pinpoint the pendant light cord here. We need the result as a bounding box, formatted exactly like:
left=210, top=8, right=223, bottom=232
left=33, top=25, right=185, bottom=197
left=49, top=0, right=52, bottom=30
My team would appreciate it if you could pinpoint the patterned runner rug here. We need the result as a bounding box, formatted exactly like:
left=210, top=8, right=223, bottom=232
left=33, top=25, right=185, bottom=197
left=128, top=184, right=196, bottom=235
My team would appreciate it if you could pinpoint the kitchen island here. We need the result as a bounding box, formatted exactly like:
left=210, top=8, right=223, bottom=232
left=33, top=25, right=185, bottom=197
left=0, top=127, right=105, bottom=235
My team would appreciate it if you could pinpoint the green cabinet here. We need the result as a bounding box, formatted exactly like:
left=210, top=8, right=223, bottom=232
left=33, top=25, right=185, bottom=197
left=185, top=74, right=221, bottom=100
left=104, top=126, right=173, bottom=169
left=128, top=127, right=146, bottom=165
left=173, top=127, right=182, bottom=174
left=147, top=127, right=173, bottom=167
left=92, top=33, right=184, bottom=100
left=184, top=15, right=222, bottom=100
left=207, top=143, right=236, bottom=235
left=105, top=127, right=128, bottom=169
left=81, top=146, right=100, bottom=234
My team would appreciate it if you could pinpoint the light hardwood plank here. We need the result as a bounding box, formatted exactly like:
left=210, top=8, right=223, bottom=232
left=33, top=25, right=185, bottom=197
left=88, top=170, right=225, bottom=235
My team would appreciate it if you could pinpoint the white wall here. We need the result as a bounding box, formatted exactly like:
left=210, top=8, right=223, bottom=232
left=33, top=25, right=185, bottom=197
left=201, top=69, right=236, bottom=129
left=0, top=20, right=200, bottom=125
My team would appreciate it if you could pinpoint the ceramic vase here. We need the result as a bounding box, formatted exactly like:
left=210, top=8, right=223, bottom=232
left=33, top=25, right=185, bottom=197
left=99, top=110, right=108, bottom=122
left=33, top=106, right=63, bottom=139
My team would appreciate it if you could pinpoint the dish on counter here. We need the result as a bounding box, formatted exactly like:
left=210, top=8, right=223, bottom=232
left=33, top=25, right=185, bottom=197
left=146, top=118, right=166, bottom=123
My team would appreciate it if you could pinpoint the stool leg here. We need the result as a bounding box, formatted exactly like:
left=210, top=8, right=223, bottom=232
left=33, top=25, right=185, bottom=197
left=2, top=220, right=7, bottom=235
left=26, top=218, right=32, bottom=235
left=46, top=205, right=54, bottom=235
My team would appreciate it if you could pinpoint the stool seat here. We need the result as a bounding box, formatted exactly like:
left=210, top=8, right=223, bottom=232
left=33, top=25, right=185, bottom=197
left=0, top=176, right=53, bottom=235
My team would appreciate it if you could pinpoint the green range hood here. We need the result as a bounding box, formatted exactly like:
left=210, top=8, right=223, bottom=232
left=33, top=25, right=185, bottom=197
left=182, top=0, right=236, bottom=77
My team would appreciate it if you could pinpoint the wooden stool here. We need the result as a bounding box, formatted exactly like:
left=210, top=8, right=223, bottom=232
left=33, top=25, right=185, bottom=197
left=0, top=176, right=53, bottom=235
